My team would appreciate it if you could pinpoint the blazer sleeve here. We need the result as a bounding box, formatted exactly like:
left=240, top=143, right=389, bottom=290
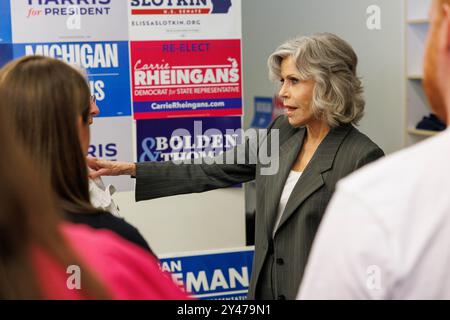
left=135, top=116, right=282, bottom=202
left=354, top=146, right=385, bottom=170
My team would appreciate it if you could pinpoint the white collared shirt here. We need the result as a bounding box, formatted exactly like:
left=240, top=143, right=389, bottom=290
left=89, top=177, right=120, bottom=217
left=298, top=129, right=450, bottom=299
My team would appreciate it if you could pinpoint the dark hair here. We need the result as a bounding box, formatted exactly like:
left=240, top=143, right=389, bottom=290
left=0, top=55, right=104, bottom=217
left=0, top=61, right=109, bottom=298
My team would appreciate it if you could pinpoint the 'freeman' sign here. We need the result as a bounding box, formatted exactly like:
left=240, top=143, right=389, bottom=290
left=159, top=247, right=254, bottom=300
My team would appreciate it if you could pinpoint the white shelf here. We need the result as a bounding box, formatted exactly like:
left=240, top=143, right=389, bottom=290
left=407, top=18, right=429, bottom=24
left=407, top=128, right=440, bottom=137
left=405, top=0, right=433, bottom=146
left=407, top=75, right=423, bottom=80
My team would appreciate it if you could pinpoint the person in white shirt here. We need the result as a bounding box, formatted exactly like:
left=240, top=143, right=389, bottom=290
left=297, top=0, right=450, bottom=299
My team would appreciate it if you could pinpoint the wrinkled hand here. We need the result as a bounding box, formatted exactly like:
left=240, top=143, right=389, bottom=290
left=87, top=157, right=136, bottom=178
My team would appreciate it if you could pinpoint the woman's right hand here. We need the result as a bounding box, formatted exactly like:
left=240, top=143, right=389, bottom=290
left=87, top=157, right=136, bottom=178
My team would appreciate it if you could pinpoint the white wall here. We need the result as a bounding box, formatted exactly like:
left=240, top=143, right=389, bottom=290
left=115, top=0, right=406, bottom=255
left=114, top=189, right=246, bottom=255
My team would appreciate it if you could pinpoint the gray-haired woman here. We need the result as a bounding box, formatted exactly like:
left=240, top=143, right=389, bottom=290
left=88, top=33, right=384, bottom=300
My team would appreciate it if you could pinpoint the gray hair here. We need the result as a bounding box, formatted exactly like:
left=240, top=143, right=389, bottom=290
left=268, top=33, right=365, bottom=127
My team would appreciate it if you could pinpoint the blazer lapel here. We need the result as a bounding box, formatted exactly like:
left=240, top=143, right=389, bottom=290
left=274, top=125, right=352, bottom=236
left=263, top=127, right=305, bottom=238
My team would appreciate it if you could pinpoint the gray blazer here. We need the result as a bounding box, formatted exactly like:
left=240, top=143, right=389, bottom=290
left=135, top=115, right=384, bottom=300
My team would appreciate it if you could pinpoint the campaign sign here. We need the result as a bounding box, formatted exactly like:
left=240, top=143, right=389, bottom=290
left=250, top=97, right=274, bottom=129
left=0, top=44, right=14, bottom=68
left=0, top=0, right=12, bottom=43
left=129, top=0, right=241, bottom=41
left=12, top=41, right=132, bottom=117
left=159, top=247, right=254, bottom=300
left=10, top=0, right=128, bottom=43
left=131, top=39, right=242, bottom=119
left=272, top=94, right=285, bottom=120
left=137, top=117, right=241, bottom=163
left=89, top=116, right=134, bottom=192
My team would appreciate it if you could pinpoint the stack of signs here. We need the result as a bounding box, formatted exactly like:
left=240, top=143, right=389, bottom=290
left=0, top=1, right=250, bottom=298
left=5, top=0, right=134, bottom=191
left=129, top=0, right=243, bottom=168
left=1, top=0, right=243, bottom=191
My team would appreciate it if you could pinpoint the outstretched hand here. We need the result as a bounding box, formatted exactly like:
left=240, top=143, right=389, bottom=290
left=87, top=157, right=136, bottom=178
